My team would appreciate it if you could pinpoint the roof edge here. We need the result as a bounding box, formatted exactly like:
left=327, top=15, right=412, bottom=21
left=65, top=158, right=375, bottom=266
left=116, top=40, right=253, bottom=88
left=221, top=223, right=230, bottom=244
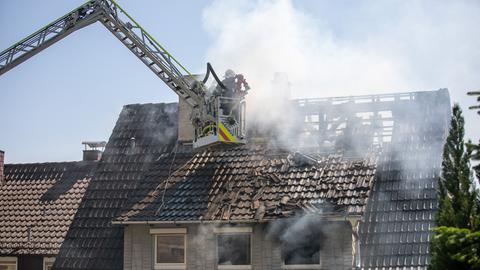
left=112, top=215, right=363, bottom=225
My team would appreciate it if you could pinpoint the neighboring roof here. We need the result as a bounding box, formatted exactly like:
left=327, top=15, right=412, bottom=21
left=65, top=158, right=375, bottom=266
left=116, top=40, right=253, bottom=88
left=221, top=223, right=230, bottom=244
left=116, top=148, right=377, bottom=223
left=54, top=103, right=178, bottom=270
left=0, top=161, right=95, bottom=255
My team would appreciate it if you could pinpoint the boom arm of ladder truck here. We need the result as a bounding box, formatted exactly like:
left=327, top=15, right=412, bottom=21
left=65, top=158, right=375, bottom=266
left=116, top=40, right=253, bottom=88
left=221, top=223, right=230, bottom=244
left=0, top=0, right=205, bottom=109
left=0, top=0, right=249, bottom=148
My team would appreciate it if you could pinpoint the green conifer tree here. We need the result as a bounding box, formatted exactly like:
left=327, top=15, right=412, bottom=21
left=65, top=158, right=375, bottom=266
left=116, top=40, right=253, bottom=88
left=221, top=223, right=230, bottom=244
left=467, top=91, right=480, bottom=180
left=436, top=104, right=478, bottom=229
left=430, top=104, right=480, bottom=270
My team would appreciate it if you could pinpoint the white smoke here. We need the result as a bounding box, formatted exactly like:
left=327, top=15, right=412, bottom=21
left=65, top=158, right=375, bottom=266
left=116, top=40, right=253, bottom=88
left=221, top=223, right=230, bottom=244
left=202, top=0, right=480, bottom=140
left=202, top=0, right=408, bottom=96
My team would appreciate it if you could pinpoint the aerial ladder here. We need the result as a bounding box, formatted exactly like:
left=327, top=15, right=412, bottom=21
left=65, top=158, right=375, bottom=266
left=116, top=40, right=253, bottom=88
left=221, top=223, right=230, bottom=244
left=0, top=0, right=249, bottom=149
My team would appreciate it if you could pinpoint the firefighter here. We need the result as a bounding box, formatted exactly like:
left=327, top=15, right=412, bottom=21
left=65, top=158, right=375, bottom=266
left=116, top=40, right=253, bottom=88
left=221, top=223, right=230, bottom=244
left=220, top=69, right=236, bottom=98
left=215, top=69, right=250, bottom=117
left=214, top=69, right=250, bottom=98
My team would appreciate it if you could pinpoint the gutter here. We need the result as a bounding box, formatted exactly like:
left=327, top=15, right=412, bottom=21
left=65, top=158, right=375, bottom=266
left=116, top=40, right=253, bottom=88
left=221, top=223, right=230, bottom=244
left=111, top=214, right=364, bottom=225
left=112, top=219, right=267, bottom=225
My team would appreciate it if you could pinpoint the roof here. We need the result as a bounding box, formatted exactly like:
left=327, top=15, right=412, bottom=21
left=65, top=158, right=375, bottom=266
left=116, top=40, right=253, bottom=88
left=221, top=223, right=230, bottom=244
left=52, top=89, right=450, bottom=270
left=116, top=147, right=377, bottom=223
left=54, top=103, right=178, bottom=270
left=0, top=161, right=95, bottom=255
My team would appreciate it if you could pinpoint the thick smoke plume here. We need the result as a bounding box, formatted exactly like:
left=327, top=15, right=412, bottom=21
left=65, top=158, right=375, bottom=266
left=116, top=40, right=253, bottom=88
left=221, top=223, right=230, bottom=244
left=267, top=213, right=325, bottom=264
left=202, top=0, right=480, bottom=140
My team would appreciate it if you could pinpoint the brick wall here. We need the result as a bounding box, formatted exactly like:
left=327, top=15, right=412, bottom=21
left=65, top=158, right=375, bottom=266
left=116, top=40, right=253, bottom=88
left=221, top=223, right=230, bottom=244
left=123, top=221, right=353, bottom=270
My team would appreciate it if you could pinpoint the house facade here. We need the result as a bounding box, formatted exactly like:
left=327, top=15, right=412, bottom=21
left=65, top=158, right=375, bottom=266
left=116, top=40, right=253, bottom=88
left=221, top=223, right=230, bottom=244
left=122, top=221, right=354, bottom=270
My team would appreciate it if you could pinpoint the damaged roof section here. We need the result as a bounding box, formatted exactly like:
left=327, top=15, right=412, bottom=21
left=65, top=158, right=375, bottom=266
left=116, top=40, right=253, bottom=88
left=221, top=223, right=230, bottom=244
left=116, top=146, right=377, bottom=223
left=0, top=161, right=95, bottom=255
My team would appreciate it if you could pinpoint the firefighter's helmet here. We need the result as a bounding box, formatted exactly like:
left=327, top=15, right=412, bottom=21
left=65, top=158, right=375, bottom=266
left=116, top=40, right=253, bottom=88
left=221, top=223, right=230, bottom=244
left=224, top=69, right=236, bottom=78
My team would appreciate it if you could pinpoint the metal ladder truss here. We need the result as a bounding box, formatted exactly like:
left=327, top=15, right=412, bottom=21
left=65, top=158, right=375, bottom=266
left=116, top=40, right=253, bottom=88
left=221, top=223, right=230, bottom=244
left=0, top=0, right=203, bottom=108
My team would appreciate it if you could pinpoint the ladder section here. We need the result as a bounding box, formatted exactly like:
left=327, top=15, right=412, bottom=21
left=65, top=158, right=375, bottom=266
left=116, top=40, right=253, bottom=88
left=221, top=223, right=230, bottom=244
left=98, top=0, right=203, bottom=108
left=0, top=1, right=99, bottom=75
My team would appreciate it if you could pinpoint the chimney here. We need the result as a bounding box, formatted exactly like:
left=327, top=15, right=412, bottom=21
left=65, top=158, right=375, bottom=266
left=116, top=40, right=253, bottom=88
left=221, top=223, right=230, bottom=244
left=177, top=73, right=203, bottom=144
left=178, top=97, right=195, bottom=143
left=0, top=150, right=4, bottom=185
left=82, top=141, right=106, bottom=161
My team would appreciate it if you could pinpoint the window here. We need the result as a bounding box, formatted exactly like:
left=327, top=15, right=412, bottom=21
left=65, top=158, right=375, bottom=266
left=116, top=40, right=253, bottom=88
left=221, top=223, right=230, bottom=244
left=150, top=228, right=187, bottom=269
left=282, top=243, right=320, bottom=266
left=43, top=257, right=55, bottom=270
left=215, top=227, right=252, bottom=268
left=156, top=235, right=185, bottom=263
left=278, top=216, right=323, bottom=269
left=0, top=257, right=17, bottom=270
left=281, top=236, right=322, bottom=269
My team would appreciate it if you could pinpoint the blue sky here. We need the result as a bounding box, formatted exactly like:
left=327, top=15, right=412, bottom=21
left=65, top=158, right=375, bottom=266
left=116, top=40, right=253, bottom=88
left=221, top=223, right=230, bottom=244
left=1, top=0, right=479, bottom=163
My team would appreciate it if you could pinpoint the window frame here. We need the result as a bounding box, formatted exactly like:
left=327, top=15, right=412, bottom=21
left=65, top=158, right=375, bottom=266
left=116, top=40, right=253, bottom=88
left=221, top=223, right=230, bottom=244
left=214, top=227, right=253, bottom=270
left=150, top=228, right=187, bottom=270
left=0, top=257, right=17, bottom=270
left=281, top=263, right=322, bottom=270
left=43, top=257, right=55, bottom=270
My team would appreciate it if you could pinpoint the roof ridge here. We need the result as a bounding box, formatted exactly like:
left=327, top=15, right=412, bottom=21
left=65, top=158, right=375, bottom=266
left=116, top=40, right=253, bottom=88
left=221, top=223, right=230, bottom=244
left=5, top=160, right=96, bottom=166
left=123, top=101, right=178, bottom=107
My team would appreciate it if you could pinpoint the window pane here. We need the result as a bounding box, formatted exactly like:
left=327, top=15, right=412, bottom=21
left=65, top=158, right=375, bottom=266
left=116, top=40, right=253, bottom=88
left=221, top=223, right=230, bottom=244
left=217, top=234, right=251, bottom=265
left=156, top=235, right=185, bottom=264
left=282, top=243, right=320, bottom=265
